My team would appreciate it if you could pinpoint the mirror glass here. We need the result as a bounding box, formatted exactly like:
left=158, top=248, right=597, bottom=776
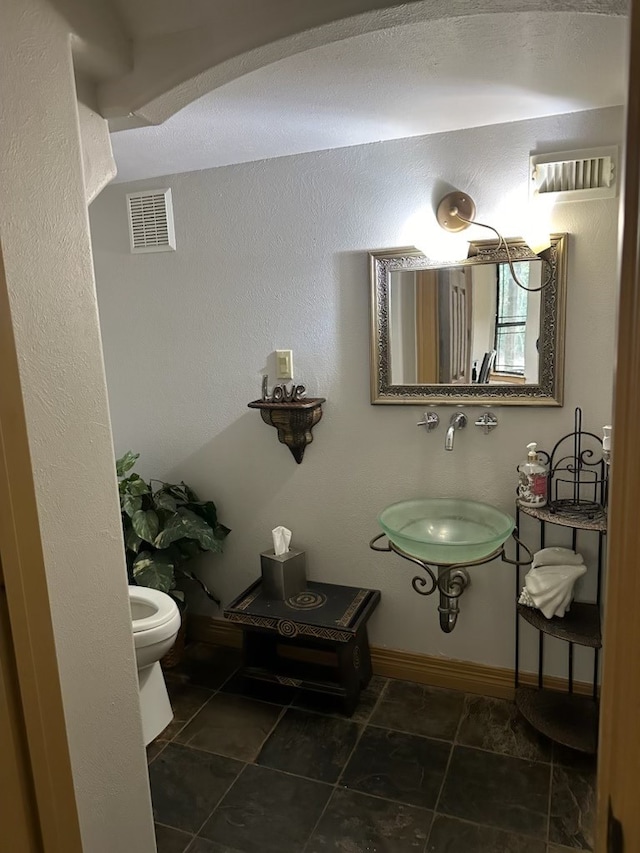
left=370, top=235, right=567, bottom=406
left=388, top=260, right=542, bottom=386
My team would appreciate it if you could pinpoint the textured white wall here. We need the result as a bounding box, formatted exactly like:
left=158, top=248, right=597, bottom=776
left=92, top=107, right=621, bottom=681
left=78, top=99, right=117, bottom=204
left=0, top=2, right=155, bottom=850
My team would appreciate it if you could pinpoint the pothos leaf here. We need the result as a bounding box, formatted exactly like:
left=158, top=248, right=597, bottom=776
left=132, top=509, right=160, bottom=544
left=153, top=513, right=185, bottom=549
left=177, top=508, right=216, bottom=550
left=189, top=500, right=218, bottom=529
left=116, top=451, right=139, bottom=478
left=125, top=525, right=143, bottom=554
left=153, top=490, right=178, bottom=512
left=183, top=484, right=201, bottom=502
left=126, top=475, right=150, bottom=496
left=122, top=493, right=143, bottom=517
left=132, top=551, right=174, bottom=593
left=214, top=523, right=231, bottom=540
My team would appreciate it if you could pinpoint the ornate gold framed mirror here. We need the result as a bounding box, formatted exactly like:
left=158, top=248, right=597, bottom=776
left=369, top=234, right=567, bottom=406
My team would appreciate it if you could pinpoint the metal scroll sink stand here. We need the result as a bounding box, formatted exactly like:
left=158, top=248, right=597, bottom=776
left=369, top=531, right=533, bottom=633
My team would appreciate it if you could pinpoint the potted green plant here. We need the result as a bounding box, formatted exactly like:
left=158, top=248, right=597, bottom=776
left=116, top=451, right=230, bottom=664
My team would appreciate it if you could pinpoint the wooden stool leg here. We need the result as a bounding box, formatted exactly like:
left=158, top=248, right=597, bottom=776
left=337, top=639, right=361, bottom=716
left=355, top=627, right=373, bottom=689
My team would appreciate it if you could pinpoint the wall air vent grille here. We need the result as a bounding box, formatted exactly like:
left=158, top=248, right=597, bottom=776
left=126, top=188, right=176, bottom=253
left=529, top=147, right=618, bottom=202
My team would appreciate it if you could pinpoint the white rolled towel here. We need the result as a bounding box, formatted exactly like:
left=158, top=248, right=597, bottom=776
left=519, top=562, right=587, bottom=619
left=532, top=547, right=584, bottom=569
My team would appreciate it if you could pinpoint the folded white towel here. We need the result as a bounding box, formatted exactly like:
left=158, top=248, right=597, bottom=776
left=518, top=562, right=587, bottom=619
left=532, top=547, right=584, bottom=569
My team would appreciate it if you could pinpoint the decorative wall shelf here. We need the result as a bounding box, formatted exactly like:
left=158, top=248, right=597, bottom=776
left=248, top=397, right=325, bottom=463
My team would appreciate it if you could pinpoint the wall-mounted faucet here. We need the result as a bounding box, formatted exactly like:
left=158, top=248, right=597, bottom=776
left=445, top=412, right=467, bottom=450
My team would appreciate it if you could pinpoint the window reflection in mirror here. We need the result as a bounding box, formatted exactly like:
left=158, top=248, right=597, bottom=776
left=388, top=260, right=542, bottom=387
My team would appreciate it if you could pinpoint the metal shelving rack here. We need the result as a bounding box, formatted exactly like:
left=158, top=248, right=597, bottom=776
left=514, top=407, right=607, bottom=754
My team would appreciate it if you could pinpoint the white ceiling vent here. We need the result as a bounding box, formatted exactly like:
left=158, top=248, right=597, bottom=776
left=126, top=188, right=176, bottom=253
left=529, top=146, right=618, bottom=203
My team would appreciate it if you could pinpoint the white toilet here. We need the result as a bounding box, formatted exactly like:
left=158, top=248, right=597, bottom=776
left=129, top=586, right=182, bottom=745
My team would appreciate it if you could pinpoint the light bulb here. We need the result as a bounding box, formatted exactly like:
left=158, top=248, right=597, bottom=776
left=404, top=206, right=470, bottom=262
left=415, top=230, right=469, bottom=263
left=523, top=228, right=552, bottom=255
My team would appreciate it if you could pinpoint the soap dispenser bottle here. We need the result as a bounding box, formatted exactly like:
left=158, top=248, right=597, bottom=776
left=602, top=425, right=612, bottom=466
left=517, top=442, right=548, bottom=508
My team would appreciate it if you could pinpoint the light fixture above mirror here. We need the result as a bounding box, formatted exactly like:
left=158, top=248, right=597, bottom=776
left=435, top=191, right=552, bottom=293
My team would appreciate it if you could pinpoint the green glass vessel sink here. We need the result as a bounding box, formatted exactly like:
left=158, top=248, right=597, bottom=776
left=378, top=498, right=515, bottom=565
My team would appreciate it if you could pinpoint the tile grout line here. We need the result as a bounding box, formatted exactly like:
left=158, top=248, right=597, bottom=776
left=429, top=695, right=555, bottom=851
left=152, top=655, right=269, bottom=847
left=425, top=811, right=556, bottom=848
left=420, top=696, right=466, bottom=853
left=147, top=741, right=168, bottom=766
left=214, top=663, right=239, bottom=693
left=367, top=676, right=390, bottom=720
left=334, top=678, right=390, bottom=789
left=366, top=719, right=553, bottom=766
left=252, top=702, right=289, bottom=762
left=168, top=684, right=220, bottom=744
left=190, top=760, right=251, bottom=844
left=227, top=751, right=553, bottom=834
left=162, top=699, right=288, bottom=766
left=152, top=659, right=250, bottom=847
left=424, top=694, right=467, bottom=850
left=546, top=749, right=555, bottom=849
left=300, top=787, right=336, bottom=853
left=154, top=819, right=193, bottom=835
left=149, top=671, right=220, bottom=760
left=300, top=723, right=365, bottom=853
left=300, top=679, right=390, bottom=853
left=157, top=823, right=196, bottom=853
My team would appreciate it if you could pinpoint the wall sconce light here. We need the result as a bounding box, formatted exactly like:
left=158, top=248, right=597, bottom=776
left=436, top=191, right=552, bottom=293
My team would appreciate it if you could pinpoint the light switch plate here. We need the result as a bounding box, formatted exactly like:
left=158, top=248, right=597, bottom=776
left=275, top=349, right=293, bottom=380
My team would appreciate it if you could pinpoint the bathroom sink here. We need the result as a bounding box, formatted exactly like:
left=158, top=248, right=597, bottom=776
left=378, top=498, right=515, bottom=564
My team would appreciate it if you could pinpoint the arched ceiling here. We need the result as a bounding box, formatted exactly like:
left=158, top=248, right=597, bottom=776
left=111, top=12, right=627, bottom=183
left=99, top=0, right=625, bottom=124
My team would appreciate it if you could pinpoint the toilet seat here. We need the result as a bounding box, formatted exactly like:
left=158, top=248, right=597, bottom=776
left=130, top=587, right=180, bottom=648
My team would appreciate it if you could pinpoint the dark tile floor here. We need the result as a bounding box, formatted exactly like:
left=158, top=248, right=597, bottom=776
left=148, top=644, right=596, bottom=853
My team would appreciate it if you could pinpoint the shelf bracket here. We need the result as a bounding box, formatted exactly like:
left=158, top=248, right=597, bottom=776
left=248, top=397, right=325, bottom=463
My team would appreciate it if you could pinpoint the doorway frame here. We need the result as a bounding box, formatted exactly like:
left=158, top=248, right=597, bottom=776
left=0, top=243, right=83, bottom=851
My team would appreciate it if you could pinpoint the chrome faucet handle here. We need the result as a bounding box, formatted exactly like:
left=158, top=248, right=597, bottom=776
left=475, top=412, right=498, bottom=434
left=417, top=412, right=439, bottom=431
